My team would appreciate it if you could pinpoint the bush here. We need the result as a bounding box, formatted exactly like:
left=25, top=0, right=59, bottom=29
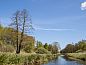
left=36, top=47, right=51, bottom=54
left=0, top=43, right=14, bottom=52
left=0, top=53, right=59, bottom=65
left=23, top=45, right=33, bottom=53
left=0, top=54, right=8, bottom=65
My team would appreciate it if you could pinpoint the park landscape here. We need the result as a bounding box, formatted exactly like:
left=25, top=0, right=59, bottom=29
left=0, top=0, right=86, bottom=65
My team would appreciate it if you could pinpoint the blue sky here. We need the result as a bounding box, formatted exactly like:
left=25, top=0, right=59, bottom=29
left=0, top=0, right=86, bottom=49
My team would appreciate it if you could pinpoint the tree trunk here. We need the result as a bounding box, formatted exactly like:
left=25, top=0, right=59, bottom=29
left=16, top=14, right=20, bottom=54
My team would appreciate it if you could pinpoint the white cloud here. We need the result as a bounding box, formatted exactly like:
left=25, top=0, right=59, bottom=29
left=81, top=2, right=86, bottom=10
left=35, top=27, right=73, bottom=31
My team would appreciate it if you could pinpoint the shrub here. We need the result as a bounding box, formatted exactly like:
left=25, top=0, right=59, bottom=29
left=0, top=53, right=8, bottom=65
left=0, top=53, right=59, bottom=65
left=23, top=45, right=33, bottom=53
left=36, top=47, right=51, bottom=54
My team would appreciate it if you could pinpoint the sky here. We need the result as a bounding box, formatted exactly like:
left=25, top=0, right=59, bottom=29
left=0, top=0, right=86, bottom=49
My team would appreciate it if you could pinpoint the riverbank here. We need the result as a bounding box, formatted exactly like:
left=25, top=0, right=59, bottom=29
left=0, top=52, right=59, bottom=65
left=65, top=53, right=86, bottom=62
left=43, top=55, right=85, bottom=65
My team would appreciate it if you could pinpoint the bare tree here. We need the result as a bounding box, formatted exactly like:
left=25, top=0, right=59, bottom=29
left=10, top=9, right=32, bottom=54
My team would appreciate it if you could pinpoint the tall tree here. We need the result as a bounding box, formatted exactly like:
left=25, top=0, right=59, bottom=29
left=10, top=9, right=32, bottom=54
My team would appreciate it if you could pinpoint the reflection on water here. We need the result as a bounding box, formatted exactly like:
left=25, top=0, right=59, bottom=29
left=43, top=55, right=85, bottom=65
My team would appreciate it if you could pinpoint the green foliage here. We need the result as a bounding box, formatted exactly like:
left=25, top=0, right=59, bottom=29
left=36, top=41, right=43, bottom=48
left=0, top=54, right=8, bottom=65
left=8, top=55, right=20, bottom=64
left=61, top=40, right=86, bottom=53
left=63, top=44, right=75, bottom=53
left=78, top=40, right=86, bottom=50
left=23, top=45, right=33, bottom=53
left=36, top=47, right=51, bottom=54
left=44, top=43, right=48, bottom=50
left=0, top=53, right=59, bottom=65
left=36, top=41, right=59, bottom=54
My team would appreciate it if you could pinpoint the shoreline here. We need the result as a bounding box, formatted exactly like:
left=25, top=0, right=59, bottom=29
left=65, top=53, right=86, bottom=64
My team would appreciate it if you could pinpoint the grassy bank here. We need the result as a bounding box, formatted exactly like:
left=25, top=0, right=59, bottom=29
left=66, top=53, right=86, bottom=61
left=0, top=52, right=59, bottom=65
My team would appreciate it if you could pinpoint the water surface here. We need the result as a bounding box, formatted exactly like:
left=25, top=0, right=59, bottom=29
left=43, top=55, right=85, bottom=65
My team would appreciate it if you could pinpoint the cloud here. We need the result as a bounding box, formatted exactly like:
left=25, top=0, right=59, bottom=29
left=81, top=2, right=86, bottom=10
left=33, top=24, right=73, bottom=31
left=35, top=27, right=73, bottom=31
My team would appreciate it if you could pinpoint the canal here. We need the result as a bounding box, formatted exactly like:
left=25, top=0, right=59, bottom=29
left=43, top=55, right=86, bottom=65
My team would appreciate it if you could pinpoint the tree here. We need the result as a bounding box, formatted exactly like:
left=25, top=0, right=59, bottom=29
left=78, top=40, right=86, bottom=51
left=61, top=44, right=75, bottom=53
left=23, top=37, right=35, bottom=53
left=61, top=40, right=86, bottom=53
left=36, top=41, right=43, bottom=48
left=10, top=9, right=33, bottom=54
left=44, top=43, right=48, bottom=50
left=52, top=42, right=60, bottom=54
left=48, top=44, right=53, bottom=53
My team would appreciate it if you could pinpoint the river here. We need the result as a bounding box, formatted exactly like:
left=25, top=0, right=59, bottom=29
left=43, top=55, right=86, bottom=65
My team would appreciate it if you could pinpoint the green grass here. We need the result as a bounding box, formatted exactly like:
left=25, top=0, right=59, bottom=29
left=0, top=52, right=59, bottom=65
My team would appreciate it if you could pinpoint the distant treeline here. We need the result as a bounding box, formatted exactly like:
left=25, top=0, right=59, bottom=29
left=61, top=40, right=86, bottom=53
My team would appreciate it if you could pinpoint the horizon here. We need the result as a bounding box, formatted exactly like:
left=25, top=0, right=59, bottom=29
left=0, top=0, right=86, bottom=49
